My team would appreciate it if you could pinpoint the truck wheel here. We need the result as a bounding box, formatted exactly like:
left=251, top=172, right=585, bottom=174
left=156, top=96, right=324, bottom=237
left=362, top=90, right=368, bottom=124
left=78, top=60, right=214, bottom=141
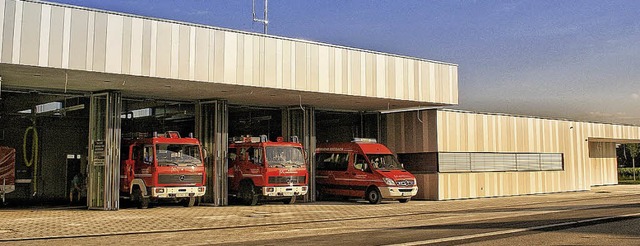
left=366, top=187, right=382, bottom=204
left=284, top=196, right=296, bottom=204
left=240, top=181, right=258, bottom=206
left=183, top=197, right=196, bottom=207
left=398, top=198, right=410, bottom=203
left=133, top=189, right=149, bottom=209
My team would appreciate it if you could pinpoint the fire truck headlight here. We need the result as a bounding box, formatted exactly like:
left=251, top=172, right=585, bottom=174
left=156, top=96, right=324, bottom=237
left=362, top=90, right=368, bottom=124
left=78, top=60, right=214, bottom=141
left=266, top=187, right=275, bottom=192
left=301, top=186, right=307, bottom=192
left=156, top=188, right=165, bottom=194
left=383, top=177, right=396, bottom=186
left=198, top=187, right=205, bottom=192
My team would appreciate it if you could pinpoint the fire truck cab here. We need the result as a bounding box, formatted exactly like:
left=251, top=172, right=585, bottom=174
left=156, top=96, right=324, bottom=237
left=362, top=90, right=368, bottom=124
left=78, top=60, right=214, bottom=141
left=315, top=138, right=418, bottom=204
left=228, top=135, right=308, bottom=205
left=120, top=131, right=206, bottom=208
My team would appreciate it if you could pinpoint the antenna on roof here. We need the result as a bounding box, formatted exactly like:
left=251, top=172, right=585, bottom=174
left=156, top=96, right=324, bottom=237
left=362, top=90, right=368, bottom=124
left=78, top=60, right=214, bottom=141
left=252, top=0, right=269, bottom=34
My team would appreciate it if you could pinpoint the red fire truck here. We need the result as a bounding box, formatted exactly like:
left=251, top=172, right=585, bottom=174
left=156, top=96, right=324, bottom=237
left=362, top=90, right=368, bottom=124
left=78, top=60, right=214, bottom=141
left=120, top=131, right=206, bottom=208
left=228, top=135, right=308, bottom=205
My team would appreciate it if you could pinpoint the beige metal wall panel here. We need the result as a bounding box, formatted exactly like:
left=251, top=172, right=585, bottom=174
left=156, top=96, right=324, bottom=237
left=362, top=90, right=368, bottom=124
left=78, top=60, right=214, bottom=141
left=387, top=109, right=640, bottom=200
left=222, top=32, right=237, bottom=84
left=193, top=27, right=209, bottom=81
left=177, top=25, right=190, bottom=80
left=318, top=45, right=330, bottom=93
left=2, top=0, right=457, bottom=105
left=47, top=5, right=64, bottom=68
left=120, top=17, right=132, bottom=74
left=234, top=32, right=245, bottom=85
left=436, top=110, right=639, bottom=200
left=251, top=35, right=262, bottom=86
left=69, top=9, right=88, bottom=70
left=264, top=37, right=277, bottom=87
left=140, top=20, right=151, bottom=76
left=309, top=44, right=319, bottom=92
left=154, top=22, right=171, bottom=78
left=18, top=1, right=38, bottom=65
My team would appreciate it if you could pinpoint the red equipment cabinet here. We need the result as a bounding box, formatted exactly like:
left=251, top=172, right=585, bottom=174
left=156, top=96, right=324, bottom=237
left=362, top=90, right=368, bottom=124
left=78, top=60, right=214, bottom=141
left=120, top=131, right=206, bottom=208
left=228, top=135, right=308, bottom=205
left=0, top=146, right=15, bottom=204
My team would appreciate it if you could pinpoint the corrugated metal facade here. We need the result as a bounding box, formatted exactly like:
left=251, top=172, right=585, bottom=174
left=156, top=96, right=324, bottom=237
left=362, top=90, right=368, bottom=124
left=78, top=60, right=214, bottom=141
left=0, top=0, right=458, bottom=105
left=386, top=110, right=640, bottom=200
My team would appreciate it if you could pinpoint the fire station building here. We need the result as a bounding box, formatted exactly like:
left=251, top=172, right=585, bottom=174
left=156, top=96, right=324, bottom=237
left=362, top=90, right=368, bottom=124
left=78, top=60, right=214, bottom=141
left=0, top=0, right=639, bottom=210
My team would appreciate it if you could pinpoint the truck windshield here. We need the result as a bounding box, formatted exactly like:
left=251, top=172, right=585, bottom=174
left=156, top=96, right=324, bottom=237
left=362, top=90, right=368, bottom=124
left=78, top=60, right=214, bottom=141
left=265, top=146, right=305, bottom=168
left=156, top=144, right=202, bottom=166
left=367, top=154, right=404, bottom=170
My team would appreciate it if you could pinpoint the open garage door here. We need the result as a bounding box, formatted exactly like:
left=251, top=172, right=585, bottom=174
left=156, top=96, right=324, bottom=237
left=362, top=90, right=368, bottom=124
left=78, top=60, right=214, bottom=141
left=88, top=92, right=121, bottom=210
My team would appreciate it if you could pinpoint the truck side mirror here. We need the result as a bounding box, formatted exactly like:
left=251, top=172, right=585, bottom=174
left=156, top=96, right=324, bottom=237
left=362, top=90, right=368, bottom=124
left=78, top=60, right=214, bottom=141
left=203, top=147, right=209, bottom=158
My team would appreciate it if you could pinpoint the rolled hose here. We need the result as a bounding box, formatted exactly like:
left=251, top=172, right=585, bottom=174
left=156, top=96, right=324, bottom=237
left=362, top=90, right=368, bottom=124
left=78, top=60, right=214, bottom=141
left=23, top=126, right=38, bottom=195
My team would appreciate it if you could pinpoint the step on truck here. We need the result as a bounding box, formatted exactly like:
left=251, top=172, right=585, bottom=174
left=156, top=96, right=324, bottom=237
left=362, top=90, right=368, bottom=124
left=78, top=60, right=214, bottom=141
left=120, top=131, right=206, bottom=208
left=316, top=138, right=418, bottom=204
left=228, top=135, right=308, bottom=205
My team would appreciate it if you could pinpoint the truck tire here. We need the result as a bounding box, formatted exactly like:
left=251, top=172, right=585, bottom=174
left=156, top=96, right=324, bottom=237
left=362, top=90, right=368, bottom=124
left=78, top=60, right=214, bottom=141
left=366, top=187, right=382, bottom=204
left=183, top=197, right=196, bottom=207
left=133, top=189, right=149, bottom=209
left=284, top=196, right=296, bottom=204
left=398, top=198, right=410, bottom=203
left=240, top=181, right=258, bottom=206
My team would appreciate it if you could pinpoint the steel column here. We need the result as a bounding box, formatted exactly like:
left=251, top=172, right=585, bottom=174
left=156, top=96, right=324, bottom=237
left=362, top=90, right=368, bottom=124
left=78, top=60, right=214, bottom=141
left=88, top=91, right=121, bottom=210
left=196, top=100, right=228, bottom=206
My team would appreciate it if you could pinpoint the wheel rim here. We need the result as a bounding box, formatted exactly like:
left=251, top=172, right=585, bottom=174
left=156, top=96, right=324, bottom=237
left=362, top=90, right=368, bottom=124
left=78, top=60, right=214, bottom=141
left=369, top=191, right=378, bottom=201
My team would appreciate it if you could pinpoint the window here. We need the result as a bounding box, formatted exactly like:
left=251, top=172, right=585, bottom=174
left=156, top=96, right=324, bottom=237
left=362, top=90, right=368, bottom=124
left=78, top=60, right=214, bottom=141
left=247, top=147, right=263, bottom=165
left=265, top=146, right=305, bottom=168
left=156, top=144, right=202, bottom=166
left=143, top=145, right=154, bottom=163
left=354, top=154, right=368, bottom=171
left=438, top=152, right=564, bottom=173
left=367, top=154, right=404, bottom=170
left=316, top=153, right=349, bottom=171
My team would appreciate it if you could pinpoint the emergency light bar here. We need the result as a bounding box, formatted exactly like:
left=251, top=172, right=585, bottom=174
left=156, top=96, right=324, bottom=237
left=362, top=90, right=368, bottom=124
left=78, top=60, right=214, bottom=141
left=231, top=135, right=264, bottom=143
left=165, top=131, right=181, bottom=138
left=352, top=138, right=377, bottom=143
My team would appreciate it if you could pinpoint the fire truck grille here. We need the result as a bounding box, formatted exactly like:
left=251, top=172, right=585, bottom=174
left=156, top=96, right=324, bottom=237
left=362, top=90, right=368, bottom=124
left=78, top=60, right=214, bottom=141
left=158, top=174, right=203, bottom=184
left=268, top=176, right=306, bottom=185
left=396, top=179, right=415, bottom=186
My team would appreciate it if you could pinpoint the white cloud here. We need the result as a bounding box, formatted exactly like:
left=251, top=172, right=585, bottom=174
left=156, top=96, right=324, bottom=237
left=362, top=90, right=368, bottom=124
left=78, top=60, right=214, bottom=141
left=633, top=93, right=640, bottom=100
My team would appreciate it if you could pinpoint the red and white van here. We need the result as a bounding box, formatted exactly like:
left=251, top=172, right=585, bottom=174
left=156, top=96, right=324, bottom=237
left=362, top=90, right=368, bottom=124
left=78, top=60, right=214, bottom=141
left=315, top=139, right=418, bottom=204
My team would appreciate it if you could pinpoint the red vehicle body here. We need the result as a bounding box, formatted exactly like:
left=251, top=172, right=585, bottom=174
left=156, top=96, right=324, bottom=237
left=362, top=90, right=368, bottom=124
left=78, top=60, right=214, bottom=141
left=120, top=131, right=206, bottom=208
left=315, top=139, right=418, bottom=204
left=228, top=136, right=308, bottom=205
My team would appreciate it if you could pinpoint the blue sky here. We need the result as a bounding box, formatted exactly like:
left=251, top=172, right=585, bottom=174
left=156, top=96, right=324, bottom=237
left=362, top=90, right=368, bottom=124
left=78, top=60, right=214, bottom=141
left=47, top=0, right=640, bottom=125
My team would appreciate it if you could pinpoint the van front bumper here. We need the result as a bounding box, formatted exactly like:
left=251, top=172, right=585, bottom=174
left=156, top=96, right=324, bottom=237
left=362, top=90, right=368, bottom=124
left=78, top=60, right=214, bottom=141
left=380, top=186, right=418, bottom=199
left=262, top=186, right=308, bottom=197
left=151, top=186, right=206, bottom=198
